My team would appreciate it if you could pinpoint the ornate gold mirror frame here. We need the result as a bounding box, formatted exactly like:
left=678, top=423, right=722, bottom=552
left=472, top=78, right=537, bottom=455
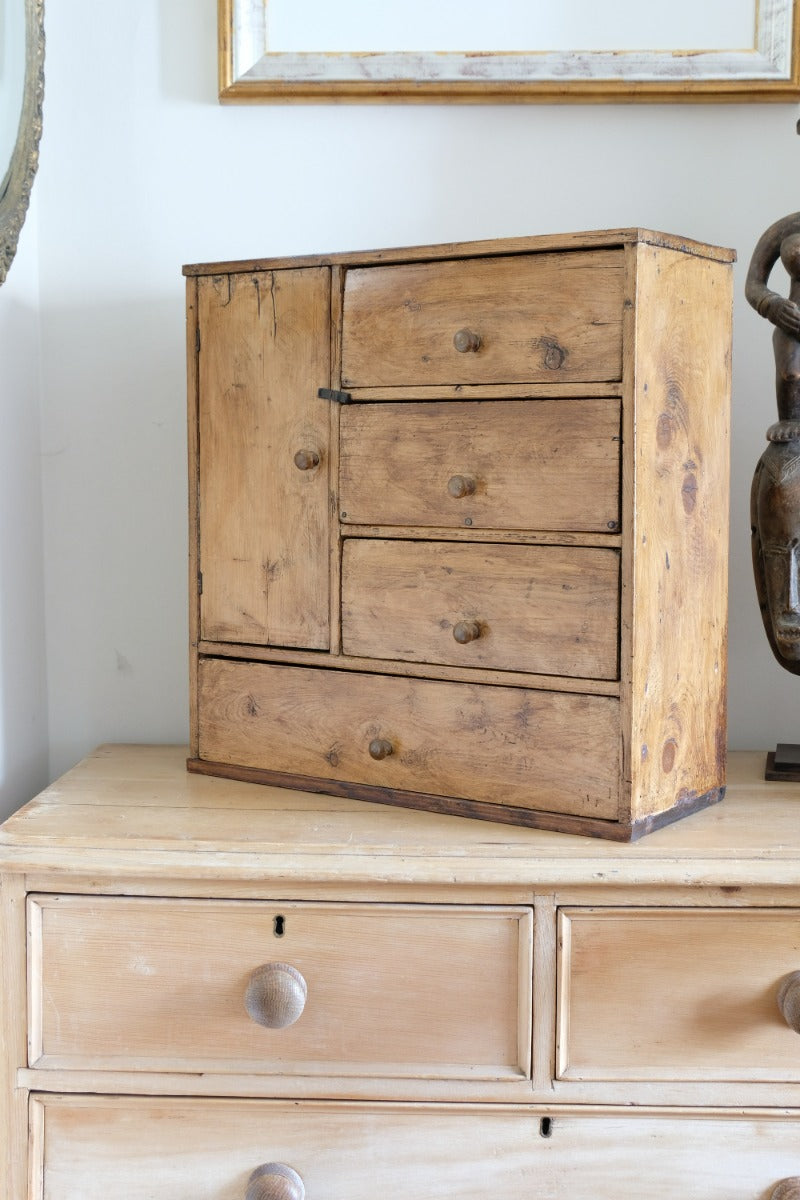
left=219, top=0, right=800, bottom=102
left=0, top=0, right=44, bottom=285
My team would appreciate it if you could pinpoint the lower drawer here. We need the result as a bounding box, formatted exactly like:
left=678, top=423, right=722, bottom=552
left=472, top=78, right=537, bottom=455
left=197, top=658, right=621, bottom=822
left=341, top=539, right=620, bottom=680
left=32, top=1096, right=800, bottom=1200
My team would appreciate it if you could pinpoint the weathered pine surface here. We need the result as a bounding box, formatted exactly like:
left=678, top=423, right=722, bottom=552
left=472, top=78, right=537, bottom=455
left=2, top=744, right=800, bottom=1200
left=186, top=231, right=733, bottom=840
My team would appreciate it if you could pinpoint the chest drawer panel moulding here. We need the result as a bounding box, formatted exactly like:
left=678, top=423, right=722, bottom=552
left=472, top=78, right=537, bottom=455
left=184, top=229, right=734, bottom=841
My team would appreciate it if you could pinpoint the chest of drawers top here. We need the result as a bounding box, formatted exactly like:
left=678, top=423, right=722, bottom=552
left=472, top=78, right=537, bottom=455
left=5, top=744, right=800, bottom=1200
left=0, top=746, right=786, bottom=889
left=184, top=229, right=734, bottom=842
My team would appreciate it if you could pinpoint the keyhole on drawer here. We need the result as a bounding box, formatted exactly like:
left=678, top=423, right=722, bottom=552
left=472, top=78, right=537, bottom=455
left=274, top=915, right=286, bottom=937
left=539, top=1117, right=553, bottom=1138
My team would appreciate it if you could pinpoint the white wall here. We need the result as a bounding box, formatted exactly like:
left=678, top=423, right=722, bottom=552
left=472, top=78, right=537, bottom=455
left=0, top=199, right=48, bottom=816
left=26, top=0, right=800, bottom=783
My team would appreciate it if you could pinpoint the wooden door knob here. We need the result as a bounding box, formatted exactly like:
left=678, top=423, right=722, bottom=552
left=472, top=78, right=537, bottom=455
left=453, top=620, right=482, bottom=644
left=770, top=1180, right=800, bottom=1200
left=245, top=962, right=307, bottom=1029
left=778, top=972, right=800, bottom=1031
left=246, top=1163, right=305, bottom=1200
left=447, top=474, right=476, bottom=499
left=368, top=737, right=394, bottom=760
left=293, top=449, right=320, bottom=471
left=453, top=328, right=482, bottom=353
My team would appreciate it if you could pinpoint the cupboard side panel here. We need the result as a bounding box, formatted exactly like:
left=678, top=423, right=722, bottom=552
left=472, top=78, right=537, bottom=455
left=627, top=245, right=731, bottom=820
left=186, top=277, right=200, bottom=757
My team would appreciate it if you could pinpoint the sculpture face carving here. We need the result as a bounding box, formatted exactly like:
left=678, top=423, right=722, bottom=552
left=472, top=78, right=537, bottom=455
left=751, top=440, right=800, bottom=674
left=745, top=212, right=800, bottom=676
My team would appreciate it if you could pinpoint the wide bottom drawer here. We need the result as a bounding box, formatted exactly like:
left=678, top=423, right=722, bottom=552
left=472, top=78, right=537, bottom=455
left=32, top=1096, right=800, bottom=1200
left=196, top=658, right=621, bottom=822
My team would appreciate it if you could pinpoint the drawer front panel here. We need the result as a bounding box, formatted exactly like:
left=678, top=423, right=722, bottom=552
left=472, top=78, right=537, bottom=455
left=338, top=398, right=621, bottom=532
left=341, top=251, right=624, bottom=387
left=28, top=896, right=531, bottom=1079
left=558, top=908, right=800, bottom=1082
left=34, top=1096, right=800, bottom=1200
left=342, top=540, right=620, bottom=680
left=197, top=658, right=621, bottom=819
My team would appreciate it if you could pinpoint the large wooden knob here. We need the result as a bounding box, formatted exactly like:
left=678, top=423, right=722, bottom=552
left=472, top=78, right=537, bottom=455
left=246, top=1163, right=305, bottom=1200
left=447, top=474, right=476, bottom=499
left=453, top=620, right=482, bottom=644
left=453, top=328, right=482, bottom=353
left=770, top=1180, right=800, bottom=1200
left=368, top=737, right=394, bottom=760
left=293, top=449, right=320, bottom=471
left=778, top=972, right=800, bottom=1032
left=245, top=963, right=307, bottom=1029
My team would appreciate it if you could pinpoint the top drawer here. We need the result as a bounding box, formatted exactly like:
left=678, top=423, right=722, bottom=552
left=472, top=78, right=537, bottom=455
left=341, top=251, right=625, bottom=388
left=28, top=896, right=531, bottom=1084
left=558, top=908, right=800, bottom=1083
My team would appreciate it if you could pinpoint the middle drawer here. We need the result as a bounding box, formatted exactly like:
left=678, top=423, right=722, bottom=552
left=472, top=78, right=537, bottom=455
left=342, top=539, right=620, bottom=680
left=338, top=398, right=621, bottom=533
left=28, top=896, right=532, bottom=1082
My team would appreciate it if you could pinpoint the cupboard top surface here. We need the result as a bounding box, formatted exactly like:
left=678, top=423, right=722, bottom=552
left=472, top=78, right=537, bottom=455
left=182, top=228, right=736, bottom=276
left=0, top=747, right=796, bottom=886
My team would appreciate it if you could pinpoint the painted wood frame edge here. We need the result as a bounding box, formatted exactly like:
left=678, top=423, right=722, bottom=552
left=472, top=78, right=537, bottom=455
left=218, top=0, right=800, bottom=103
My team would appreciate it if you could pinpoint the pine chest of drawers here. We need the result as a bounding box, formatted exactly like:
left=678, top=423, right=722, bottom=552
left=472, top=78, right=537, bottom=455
left=184, top=230, right=734, bottom=840
left=4, top=745, right=800, bottom=1200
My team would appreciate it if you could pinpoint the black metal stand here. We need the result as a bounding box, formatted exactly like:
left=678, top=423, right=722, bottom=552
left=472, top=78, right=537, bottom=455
left=765, top=743, right=800, bottom=782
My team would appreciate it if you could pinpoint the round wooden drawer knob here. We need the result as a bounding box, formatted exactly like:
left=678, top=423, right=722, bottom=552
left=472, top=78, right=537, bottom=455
left=245, top=962, right=307, bottom=1029
left=453, top=328, right=482, bottom=353
left=778, top=971, right=800, bottom=1032
left=453, top=620, right=482, bottom=644
left=293, top=449, right=320, bottom=471
left=246, top=1163, right=305, bottom=1200
left=771, top=1180, right=800, bottom=1200
left=447, top=474, right=476, bottom=499
left=368, top=737, right=394, bottom=760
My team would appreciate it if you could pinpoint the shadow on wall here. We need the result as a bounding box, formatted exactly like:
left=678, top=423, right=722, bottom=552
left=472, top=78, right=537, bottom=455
left=38, top=292, right=190, bottom=784
left=0, top=291, right=49, bottom=818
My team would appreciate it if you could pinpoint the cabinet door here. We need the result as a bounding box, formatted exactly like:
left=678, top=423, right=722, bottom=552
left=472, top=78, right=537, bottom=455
left=197, top=268, right=331, bottom=649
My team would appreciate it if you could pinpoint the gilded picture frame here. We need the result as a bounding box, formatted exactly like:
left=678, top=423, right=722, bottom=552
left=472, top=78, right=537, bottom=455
left=219, top=0, right=800, bottom=102
left=0, top=0, right=44, bottom=284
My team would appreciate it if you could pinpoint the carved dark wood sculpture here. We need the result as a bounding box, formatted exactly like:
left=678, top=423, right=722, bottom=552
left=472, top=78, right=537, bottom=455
left=745, top=213, right=800, bottom=780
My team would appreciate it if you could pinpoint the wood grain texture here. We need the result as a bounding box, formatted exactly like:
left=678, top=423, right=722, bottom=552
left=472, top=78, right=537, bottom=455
left=33, top=1096, right=800, bottom=1200
left=188, top=232, right=732, bottom=839
left=338, top=399, right=621, bottom=532
left=341, top=252, right=624, bottom=387
left=197, top=640, right=622, bottom=696
left=2, top=746, right=785, bottom=889
left=328, top=266, right=344, bottom=654
left=623, top=244, right=731, bottom=820
left=182, top=230, right=736, bottom=278
left=341, top=539, right=620, bottom=680
left=558, top=908, right=800, bottom=1082
left=0, top=878, right=28, bottom=1200
left=197, top=268, right=331, bottom=649
left=186, top=276, right=200, bottom=757
left=197, top=658, right=621, bottom=819
left=28, top=896, right=530, bottom=1079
